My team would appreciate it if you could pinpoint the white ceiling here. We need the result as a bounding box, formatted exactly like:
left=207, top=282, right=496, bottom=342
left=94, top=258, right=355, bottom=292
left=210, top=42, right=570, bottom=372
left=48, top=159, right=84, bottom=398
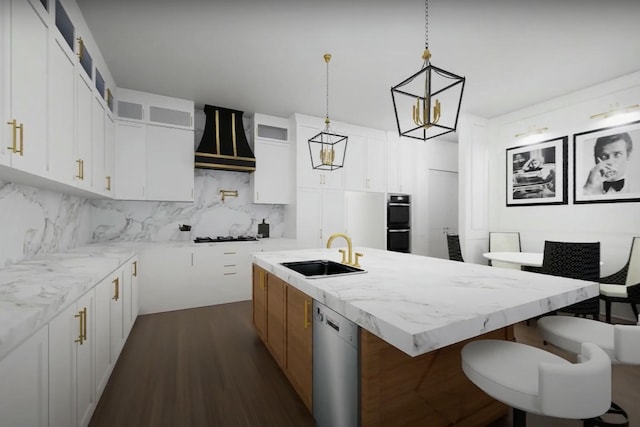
left=76, top=0, right=640, bottom=139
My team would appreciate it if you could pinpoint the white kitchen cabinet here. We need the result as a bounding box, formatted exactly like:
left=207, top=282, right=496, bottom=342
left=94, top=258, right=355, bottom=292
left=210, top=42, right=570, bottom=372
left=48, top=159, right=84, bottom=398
left=251, top=113, right=291, bottom=204
left=114, top=121, right=146, bottom=199
left=386, top=131, right=416, bottom=195
left=94, top=273, right=112, bottom=400
left=75, top=71, right=93, bottom=189
left=1, top=0, right=49, bottom=176
left=115, top=87, right=194, bottom=130
left=139, top=246, right=193, bottom=314
left=114, top=121, right=194, bottom=201
left=191, top=246, right=253, bottom=306
left=107, top=268, right=125, bottom=365
left=365, top=136, right=386, bottom=192
left=296, top=188, right=346, bottom=248
left=0, top=325, right=48, bottom=427
left=48, top=34, right=76, bottom=185
left=104, top=113, right=115, bottom=195
left=251, top=139, right=291, bottom=204
left=48, top=289, right=95, bottom=427
left=145, top=125, right=194, bottom=201
left=92, top=95, right=107, bottom=195
left=121, top=257, right=139, bottom=337
left=343, top=130, right=386, bottom=193
left=296, top=123, right=344, bottom=190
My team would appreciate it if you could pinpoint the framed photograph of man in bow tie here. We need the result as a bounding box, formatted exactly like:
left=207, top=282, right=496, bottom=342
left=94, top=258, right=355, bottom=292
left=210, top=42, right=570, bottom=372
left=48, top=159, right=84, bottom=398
left=574, top=119, right=640, bottom=204
left=506, top=136, right=568, bottom=206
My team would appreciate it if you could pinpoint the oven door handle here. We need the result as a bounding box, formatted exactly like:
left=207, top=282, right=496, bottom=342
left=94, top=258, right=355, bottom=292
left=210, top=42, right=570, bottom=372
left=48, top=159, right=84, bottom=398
left=388, top=229, right=410, bottom=233
left=388, top=203, right=410, bottom=207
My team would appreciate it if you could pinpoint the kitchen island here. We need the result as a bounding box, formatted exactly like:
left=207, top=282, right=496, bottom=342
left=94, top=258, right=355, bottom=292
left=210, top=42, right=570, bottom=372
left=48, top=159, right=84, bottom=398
left=252, top=247, right=599, bottom=427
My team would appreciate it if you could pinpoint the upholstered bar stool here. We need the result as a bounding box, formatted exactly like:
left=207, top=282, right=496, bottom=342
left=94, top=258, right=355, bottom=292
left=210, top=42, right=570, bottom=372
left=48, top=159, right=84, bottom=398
left=537, top=316, right=640, bottom=426
left=461, top=339, right=611, bottom=427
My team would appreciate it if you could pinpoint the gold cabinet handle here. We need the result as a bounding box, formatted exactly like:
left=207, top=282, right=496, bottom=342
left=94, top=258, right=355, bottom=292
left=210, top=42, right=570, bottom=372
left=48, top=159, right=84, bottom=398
left=81, top=307, right=87, bottom=341
left=74, top=310, right=84, bottom=344
left=6, top=120, right=18, bottom=153
left=259, top=271, right=266, bottom=290
left=80, top=159, right=84, bottom=180
left=16, top=123, right=23, bottom=156
left=76, top=159, right=82, bottom=179
left=106, top=176, right=111, bottom=191
left=132, top=261, right=137, bottom=277
left=77, top=36, right=84, bottom=61
left=304, top=300, right=311, bottom=329
left=112, top=277, right=119, bottom=301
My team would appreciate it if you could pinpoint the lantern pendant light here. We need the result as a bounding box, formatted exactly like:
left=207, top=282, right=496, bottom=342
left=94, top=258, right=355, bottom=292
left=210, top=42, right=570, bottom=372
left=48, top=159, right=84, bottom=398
left=391, top=0, right=465, bottom=141
left=308, top=54, right=348, bottom=170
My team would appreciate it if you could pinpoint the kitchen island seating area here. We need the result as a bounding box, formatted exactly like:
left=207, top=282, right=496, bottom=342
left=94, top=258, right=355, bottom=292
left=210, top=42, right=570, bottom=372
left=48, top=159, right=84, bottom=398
left=537, top=316, right=640, bottom=427
left=461, top=339, right=612, bottom=427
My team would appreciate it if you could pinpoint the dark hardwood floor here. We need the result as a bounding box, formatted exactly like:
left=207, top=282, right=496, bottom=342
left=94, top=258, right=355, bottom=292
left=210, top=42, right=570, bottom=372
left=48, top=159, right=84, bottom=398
left=89, top=301, right=316, bottom=427
left=89, top=302, right=639, bottom=427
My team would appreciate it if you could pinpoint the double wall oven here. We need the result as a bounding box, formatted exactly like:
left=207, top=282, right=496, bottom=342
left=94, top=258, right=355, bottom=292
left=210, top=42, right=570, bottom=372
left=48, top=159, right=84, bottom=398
left=387, top=194, right=411, bottom=253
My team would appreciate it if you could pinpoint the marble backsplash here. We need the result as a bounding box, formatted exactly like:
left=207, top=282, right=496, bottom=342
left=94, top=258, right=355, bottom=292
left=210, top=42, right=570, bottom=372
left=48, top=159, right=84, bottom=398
left=0, top=180, right=92, bottom=268
left=0, top=169, right=285, bottom=268
left=90, top=169, right=286, bottom=242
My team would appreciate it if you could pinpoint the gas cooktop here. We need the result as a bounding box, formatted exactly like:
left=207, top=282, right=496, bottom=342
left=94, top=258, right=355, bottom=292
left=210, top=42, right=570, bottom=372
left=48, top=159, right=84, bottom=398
left=193, top=236, right=259, bottom=243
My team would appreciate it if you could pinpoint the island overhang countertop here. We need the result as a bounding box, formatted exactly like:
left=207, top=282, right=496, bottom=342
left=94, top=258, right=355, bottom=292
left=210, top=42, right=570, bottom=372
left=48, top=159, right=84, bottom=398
left=252, top=247, right=599, bottom=357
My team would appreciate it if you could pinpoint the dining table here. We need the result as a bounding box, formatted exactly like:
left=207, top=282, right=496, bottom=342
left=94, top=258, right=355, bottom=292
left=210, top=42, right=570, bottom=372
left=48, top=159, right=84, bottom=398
left=483, top=251, right=543, bottom=268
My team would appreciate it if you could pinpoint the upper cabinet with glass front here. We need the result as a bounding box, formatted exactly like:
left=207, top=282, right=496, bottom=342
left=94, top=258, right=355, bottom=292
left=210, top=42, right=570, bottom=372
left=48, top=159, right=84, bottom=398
left=115, top=88, right=194, bottom=130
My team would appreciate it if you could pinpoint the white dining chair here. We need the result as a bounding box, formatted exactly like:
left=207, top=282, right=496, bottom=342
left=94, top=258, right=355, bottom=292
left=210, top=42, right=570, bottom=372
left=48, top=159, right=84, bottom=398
left=599, top=236, right=640, bottom=323
left=461, top=339, right=611, bottom=427
left=489, top=232, right=521, bottom=270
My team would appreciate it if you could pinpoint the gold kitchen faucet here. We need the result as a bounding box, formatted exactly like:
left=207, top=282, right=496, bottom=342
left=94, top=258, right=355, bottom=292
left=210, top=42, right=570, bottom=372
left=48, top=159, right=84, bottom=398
left=326, top=233, right=363, bottom=267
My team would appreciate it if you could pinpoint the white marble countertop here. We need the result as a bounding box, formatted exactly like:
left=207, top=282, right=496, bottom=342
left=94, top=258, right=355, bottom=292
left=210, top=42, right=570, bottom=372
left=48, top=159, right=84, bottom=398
left=252, top=247, right=600, bottom=357
left=0, top=238, right=300, bottom=361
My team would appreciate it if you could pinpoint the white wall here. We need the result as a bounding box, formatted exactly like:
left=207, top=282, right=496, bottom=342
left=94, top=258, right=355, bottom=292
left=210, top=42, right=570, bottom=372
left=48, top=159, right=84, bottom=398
left=480, top=71, right=640, bottom=321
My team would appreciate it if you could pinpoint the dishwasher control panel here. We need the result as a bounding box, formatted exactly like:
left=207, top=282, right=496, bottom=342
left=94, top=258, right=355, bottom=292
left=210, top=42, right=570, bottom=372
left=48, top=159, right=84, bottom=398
left=314, top=302, right=358, bottom=348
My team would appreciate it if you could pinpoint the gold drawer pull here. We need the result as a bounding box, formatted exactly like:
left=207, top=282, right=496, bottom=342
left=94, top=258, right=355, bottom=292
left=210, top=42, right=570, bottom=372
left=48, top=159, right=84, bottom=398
left=112, top=277, right=119, bottom=301
left=132, top=261, right=137, bottom=277
left=304, top=300, right=311, bottom=329
left=74, top=310, right=84, bottom=344
left=105, top=176, right=111, bottom=191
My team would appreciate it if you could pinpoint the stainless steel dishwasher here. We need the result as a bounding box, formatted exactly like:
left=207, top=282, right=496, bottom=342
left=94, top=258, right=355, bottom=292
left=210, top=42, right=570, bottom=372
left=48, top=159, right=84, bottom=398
left=313, top=300, right=359, bottom=427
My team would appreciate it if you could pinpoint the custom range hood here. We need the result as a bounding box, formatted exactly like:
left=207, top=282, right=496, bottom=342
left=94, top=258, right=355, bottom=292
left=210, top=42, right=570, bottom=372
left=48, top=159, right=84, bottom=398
left=195, top=105, right=256, bottom=172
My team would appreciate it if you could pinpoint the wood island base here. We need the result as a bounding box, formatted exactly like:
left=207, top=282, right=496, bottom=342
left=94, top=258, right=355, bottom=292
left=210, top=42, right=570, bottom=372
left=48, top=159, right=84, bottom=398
left=360, top=327, right=514, bottom=427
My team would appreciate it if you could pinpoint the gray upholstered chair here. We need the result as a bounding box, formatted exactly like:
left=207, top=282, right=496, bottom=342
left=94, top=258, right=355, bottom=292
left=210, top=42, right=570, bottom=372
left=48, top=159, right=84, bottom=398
left=488, top=231, right=522, bottom=270
left=537, top=316, right=640, bottom=426
left=599, top=236, right=640, bottom=323
left=461, top=339, right=611, bottom=427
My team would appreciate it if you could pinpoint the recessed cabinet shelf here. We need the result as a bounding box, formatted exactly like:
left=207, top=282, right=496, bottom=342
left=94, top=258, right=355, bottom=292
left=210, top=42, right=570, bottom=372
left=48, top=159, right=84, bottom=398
left=117, top=100, right=144, bottom=121
left=54, top=0, right=73, bottom=50
left=257, top=123, right=288, bottom=142
left=149, top=106, right=192, bottom=127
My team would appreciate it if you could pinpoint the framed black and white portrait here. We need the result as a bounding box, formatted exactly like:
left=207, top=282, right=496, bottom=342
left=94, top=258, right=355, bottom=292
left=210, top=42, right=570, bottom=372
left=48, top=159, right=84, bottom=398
left=506, top=136, right=568, bottom=206
left=574, top=120, right=640, bottom=204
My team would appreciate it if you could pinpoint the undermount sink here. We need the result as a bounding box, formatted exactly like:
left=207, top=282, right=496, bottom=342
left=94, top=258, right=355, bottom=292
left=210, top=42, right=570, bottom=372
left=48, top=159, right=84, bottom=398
left=280, top=260, right=366, bottom=279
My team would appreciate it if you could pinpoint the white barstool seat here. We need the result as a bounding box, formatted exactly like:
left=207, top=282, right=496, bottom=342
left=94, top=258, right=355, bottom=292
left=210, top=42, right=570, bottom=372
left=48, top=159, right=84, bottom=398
left=537, top=316, right=640, bottom=365
left=461, top=339, right=611, bottom=427
left=537, top=316, right=640, bottom=426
